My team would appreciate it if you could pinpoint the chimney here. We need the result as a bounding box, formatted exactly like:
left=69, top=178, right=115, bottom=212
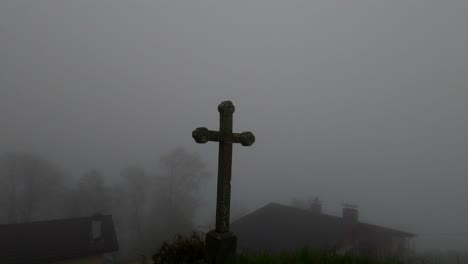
left=91, top=213, right=103, bottom=242
left=342, top=204, right=358, bottom=225
left=310, top=197, right=322, bottom=214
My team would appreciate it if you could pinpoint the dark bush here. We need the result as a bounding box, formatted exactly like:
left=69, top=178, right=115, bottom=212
left=152, top=230, right=207, bottom=264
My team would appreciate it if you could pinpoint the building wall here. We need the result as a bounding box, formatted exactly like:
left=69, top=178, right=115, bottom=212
left=51, top=255, right=103, bottom=264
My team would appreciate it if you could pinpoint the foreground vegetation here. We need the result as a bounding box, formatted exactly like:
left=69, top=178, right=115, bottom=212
left=151, top=231, right=404, bottom=264
left=150, top=231, right=468, bottom=264
left=237, top=248, right=403, bottom=264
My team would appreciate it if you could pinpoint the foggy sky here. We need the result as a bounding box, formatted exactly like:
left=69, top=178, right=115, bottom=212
left=1, top=0, right=467, bottom=251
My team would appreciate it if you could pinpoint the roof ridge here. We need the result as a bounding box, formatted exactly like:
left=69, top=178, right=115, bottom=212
left=235, top=202, right=414, bottom=237
left=0, top=215, right=113, bottom=226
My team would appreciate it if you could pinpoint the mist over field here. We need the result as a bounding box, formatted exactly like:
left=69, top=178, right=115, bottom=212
left=1, top=0, right=467, bottom=260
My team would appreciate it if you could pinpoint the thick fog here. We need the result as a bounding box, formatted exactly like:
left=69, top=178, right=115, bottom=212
left=1, top=0, right=467, bottom=254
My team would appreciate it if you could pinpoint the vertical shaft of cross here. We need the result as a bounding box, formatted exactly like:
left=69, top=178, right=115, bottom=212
left=216, top=103, right=233, bottom=233
left=192, top=101, right=255, bottom=264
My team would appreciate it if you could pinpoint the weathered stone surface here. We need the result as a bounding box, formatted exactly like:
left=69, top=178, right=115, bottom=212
left=205, top=231, right=237, bottom=264
left=217, top=101, right=235, bottom=114
left=192, top=101, right=255, bottom=263
left=193, top=128, right=222, bottom=143
left=193, top=127, right=209, bottom=143
left=238, top=132, right=255, bottom=146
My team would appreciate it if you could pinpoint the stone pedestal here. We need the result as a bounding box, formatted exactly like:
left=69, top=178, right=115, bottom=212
left=205, top=231, right=237, bottom=264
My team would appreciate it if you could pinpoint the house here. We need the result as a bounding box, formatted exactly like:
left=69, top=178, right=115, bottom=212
left=230, top=202, right=415, bottom=258
left=0, top=214, right=119, bottom=264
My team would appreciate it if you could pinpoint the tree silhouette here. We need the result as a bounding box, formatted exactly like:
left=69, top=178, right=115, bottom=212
left=0, top=152, right=64, bottom=223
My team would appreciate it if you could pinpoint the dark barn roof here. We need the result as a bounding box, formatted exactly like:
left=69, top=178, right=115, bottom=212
left=0, top=215, right=119, bottom=264
left=231, top=203, right=415, bottom=254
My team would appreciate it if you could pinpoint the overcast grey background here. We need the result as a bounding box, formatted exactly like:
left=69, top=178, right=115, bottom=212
left=1, top=0, right=467, bottom=251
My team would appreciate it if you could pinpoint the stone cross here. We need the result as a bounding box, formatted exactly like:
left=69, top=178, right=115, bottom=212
left=192, top=101, right=255, bottom=263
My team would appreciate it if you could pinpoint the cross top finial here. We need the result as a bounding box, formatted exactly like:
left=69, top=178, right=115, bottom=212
left=218, top=101, right=235, bottom=114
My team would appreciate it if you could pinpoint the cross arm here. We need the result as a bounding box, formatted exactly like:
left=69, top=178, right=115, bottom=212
left=192, top=127, right=255, bottom=146
left=234, top=131, right=255, bottom=146
left=192, top=127, right=220, bottom=143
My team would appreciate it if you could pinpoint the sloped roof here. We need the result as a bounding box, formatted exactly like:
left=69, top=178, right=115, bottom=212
left=231, top=203, right=415, bottom=253
left=356, top=222, right=415, bottom=238
left=0, top=215, right=119, bottom=264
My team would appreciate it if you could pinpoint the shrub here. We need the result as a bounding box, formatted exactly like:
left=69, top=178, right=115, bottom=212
left=152, top=230, right=207, bottom=264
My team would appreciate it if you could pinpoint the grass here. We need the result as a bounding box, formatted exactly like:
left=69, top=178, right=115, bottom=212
left=152, top=231, right=409, bottom=264
left=236, top=248, right=403, bottom=264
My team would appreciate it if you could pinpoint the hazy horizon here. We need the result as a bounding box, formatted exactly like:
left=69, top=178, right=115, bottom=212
left=1, top=0, right=467, bottom=252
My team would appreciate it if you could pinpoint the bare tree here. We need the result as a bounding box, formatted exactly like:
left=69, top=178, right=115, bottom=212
left=70, top=169, right=111, bottom=217
left=120, top=166, right=150, bottom=239
left=0, top=152, right=64, bottom=223
left=150, top=147, right=211, bottom=239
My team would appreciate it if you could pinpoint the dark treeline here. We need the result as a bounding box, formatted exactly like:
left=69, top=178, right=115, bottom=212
left=0, top=148, right=211, bottom=262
